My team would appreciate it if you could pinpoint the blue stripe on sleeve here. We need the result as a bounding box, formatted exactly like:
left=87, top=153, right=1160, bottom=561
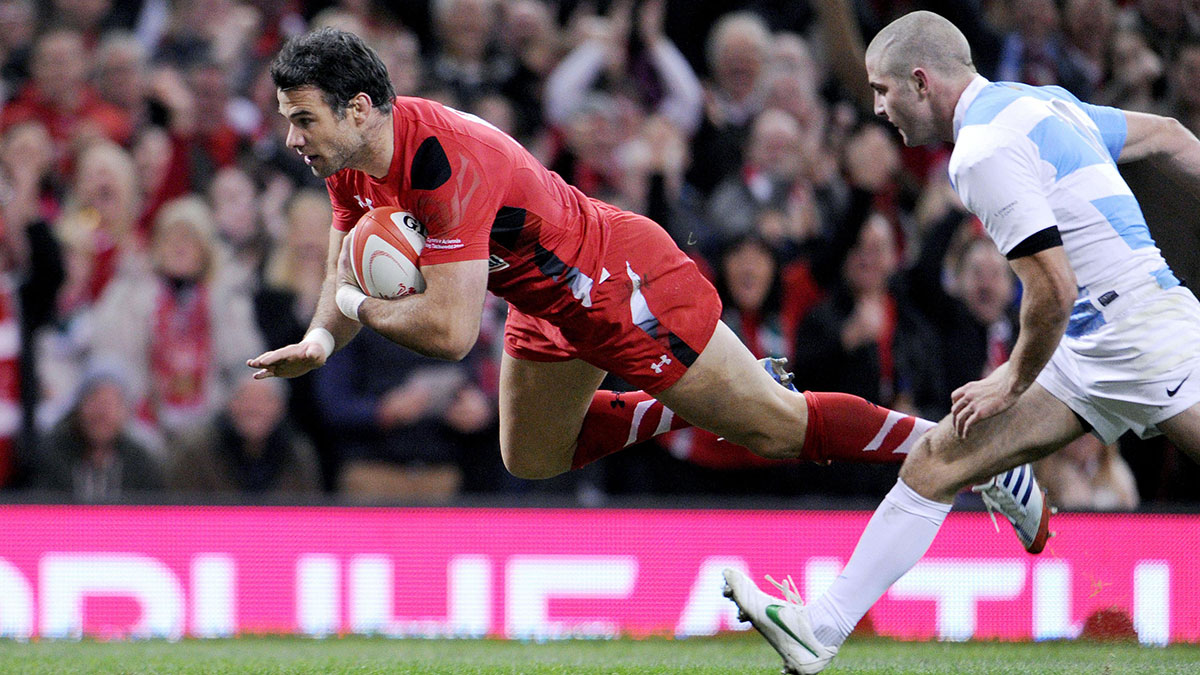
left=1080, top=102, right=1127, bottom=161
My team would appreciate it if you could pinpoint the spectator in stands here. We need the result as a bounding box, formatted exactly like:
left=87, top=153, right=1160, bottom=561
left=1168, top=41, right=1200, bottom=134
left=792, top=213, right=943, bottom=419
left=996, top=0, right=1092, bottom=97
left=373, top=29, right=424, bottom=99
left=0, top=121, right=64, bottom=487
left=185, top=62, right=246, bottom=190
left=706, top=108, right=825, bottom=254
left=1062, top=0, right=1117, bottom=96
left=0, top=29, right=132, bottom=157
left=36, top=141, right=140, bottom=432
left=34, top=365, right=165, bottom=500
left=428, top=0, right=514, bottom=108
left=0, top=0, right=37, bottom=104
left=89, top=195, right=264, bottom=438
left=909, top=215, right=1019, bottom=416
left=169, top=373, right=321, bottom=496
left=256, top=188, right=336, bottom=490
left=1122, top=0, right=1196, bottom=63
left=54, top=141, right=142, bottom=314
left=313, top=328, right=489, bottom=501
left=1035, top=435, right=1140, bottom=510
left=548, top=92, right=626, bottom=203
left=544, top=0, right=702, bottom=140
left=91, top=31, right=150, bottom=133
left=46, top=0, right=115, bottom=47
left=610, top=113, right=700, bottom=243
left=208, top=165, right=266, bottom=289
left=1095, top=27, right=1164, bottom=112
left=688, top=11, right=772, bottom=195
left=496, top=0, right=558, bottom=139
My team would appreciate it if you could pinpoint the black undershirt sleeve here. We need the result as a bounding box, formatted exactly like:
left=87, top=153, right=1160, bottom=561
left=1005, top=226, right=1063, bottom=260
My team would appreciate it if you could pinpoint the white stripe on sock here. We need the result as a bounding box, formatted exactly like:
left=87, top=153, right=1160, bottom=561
left=862, top=410, right=907, bottom=452
left=654, top=408, right=674, bottom=437
left=626, top=399, right=656, bottom=447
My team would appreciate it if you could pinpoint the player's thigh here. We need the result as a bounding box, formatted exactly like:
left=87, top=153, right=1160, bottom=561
left=498, top=352, right=608, bottom=476
left=653, top=320, right=806, bottom=458
left=903, top=383, right=1085, bottom=498
left=1158, top=401, right=1200, bottom=461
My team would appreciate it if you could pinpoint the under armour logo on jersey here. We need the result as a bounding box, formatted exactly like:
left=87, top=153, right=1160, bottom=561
left=354, top=194, right=375, bottom=210
left=610, top=393, right=626, bottom=409
left=650, top=355, right=672, bottom=374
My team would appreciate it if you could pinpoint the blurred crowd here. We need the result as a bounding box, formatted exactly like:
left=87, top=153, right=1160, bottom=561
left=0, top=0, right=1195, bottom=508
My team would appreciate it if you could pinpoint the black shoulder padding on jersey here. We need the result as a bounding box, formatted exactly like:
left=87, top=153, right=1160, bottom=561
left=411, top=136, right=452, bottom=190
left=490, top=206, right=527, bottom=249
left=1006, top=226, right=1063, bottom=260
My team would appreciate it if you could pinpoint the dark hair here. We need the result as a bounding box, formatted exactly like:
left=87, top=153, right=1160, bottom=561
left=270, top=28, right=395, bottom=117
left=713, top=233, right=785, bottom=315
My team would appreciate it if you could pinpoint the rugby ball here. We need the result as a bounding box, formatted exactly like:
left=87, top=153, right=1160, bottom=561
left=348, top=207, right=427, bottom=298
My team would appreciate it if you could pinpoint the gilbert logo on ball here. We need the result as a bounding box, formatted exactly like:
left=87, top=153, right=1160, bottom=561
left=349, top=207, right=427, bottom=298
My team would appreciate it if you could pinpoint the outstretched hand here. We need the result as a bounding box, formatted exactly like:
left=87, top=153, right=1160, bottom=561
left=247, top=340, right=329, bottom=379
left=950, top=365, right=1019, bottom=438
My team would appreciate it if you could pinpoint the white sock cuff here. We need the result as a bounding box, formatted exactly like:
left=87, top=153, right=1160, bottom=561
left=885, top=479, right=952, bottom=523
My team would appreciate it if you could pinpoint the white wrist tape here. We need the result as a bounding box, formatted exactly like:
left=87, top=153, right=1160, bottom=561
left=335, top=284, right=367, bottom=322
left=301, top=327, right=335, bottom=360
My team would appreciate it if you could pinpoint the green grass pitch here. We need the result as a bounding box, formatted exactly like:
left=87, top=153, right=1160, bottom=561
left=1, top=635, right=1198, bottom=674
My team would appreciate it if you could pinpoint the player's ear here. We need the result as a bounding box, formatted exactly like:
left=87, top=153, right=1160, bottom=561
left=349, top=93, right=373, bottom=121
left=912, top=68, right=930, bottom=97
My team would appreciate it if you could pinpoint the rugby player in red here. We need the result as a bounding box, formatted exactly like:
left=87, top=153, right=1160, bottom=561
left=247, top=28, right=1043, bottom=522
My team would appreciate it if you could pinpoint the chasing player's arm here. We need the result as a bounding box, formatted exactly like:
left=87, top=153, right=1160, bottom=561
left=949, top=133, right=1077, bottom=434
left=1117, top=110, right=1200, bottom=182
left=1003, top=244, right=1076, bottom=395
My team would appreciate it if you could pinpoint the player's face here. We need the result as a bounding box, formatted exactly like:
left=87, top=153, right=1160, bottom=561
left=866, top=58, right=937, bottom=147
left=278, top=86, right=362, bottom=179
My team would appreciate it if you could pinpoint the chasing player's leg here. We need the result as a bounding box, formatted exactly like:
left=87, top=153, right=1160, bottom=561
left=726, top=384, right=1081, bottom=673
left=1159, top=401, right=1200, bottom=460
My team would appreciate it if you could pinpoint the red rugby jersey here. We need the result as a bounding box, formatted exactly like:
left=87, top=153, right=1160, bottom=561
left=326, top=97, right=611, bottom=319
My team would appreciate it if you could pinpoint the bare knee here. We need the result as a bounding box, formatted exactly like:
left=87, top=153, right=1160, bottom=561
left=500, top=441, right=572, bottom=480
left=898, top=430, right=965, bottom=502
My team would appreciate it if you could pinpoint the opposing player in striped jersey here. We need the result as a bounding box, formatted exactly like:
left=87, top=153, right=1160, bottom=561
left=246, top=29, right=1042, bottom=544
left=725, top=11, right=1200, bottom=673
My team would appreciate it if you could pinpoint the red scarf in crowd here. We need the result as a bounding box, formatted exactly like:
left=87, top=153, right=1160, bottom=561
left=0, top=275, right=19, bottom=486
left=146, top=280, right=212, bottom=428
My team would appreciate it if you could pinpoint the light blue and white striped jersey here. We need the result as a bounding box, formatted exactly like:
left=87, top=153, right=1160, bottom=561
left=949, top=76, right=1178, bottom=306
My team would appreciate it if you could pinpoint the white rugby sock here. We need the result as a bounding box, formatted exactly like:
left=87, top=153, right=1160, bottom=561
left=807, top=479, right=951, bottom=647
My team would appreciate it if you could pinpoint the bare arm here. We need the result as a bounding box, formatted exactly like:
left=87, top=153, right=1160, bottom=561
left=1004, top=246, right=1076, bottom=393
left=951, top=246, right=1075, bottom=436
left=1118, top=111, right=1200, bottom=176
left=247, top=228, right=361, bottom=378
left=340, top=233, right=490, bottom=361
left=814, top=0, right=872, bottom=112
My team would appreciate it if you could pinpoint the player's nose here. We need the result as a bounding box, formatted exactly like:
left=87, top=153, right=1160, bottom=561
left=285, top=125, right=304, bottom=149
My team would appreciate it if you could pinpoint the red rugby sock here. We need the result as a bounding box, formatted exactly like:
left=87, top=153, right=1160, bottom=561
left=801, top=391, right=935, bottom=464
left=571, top=390, right=691, bottom=470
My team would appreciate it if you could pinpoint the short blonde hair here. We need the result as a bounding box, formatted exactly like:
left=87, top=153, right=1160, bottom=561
left=152, top=195, right=221, bottom=280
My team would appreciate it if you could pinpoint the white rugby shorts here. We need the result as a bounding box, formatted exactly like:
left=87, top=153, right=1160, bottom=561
left=1037, top=285, right=1200, bottom=444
